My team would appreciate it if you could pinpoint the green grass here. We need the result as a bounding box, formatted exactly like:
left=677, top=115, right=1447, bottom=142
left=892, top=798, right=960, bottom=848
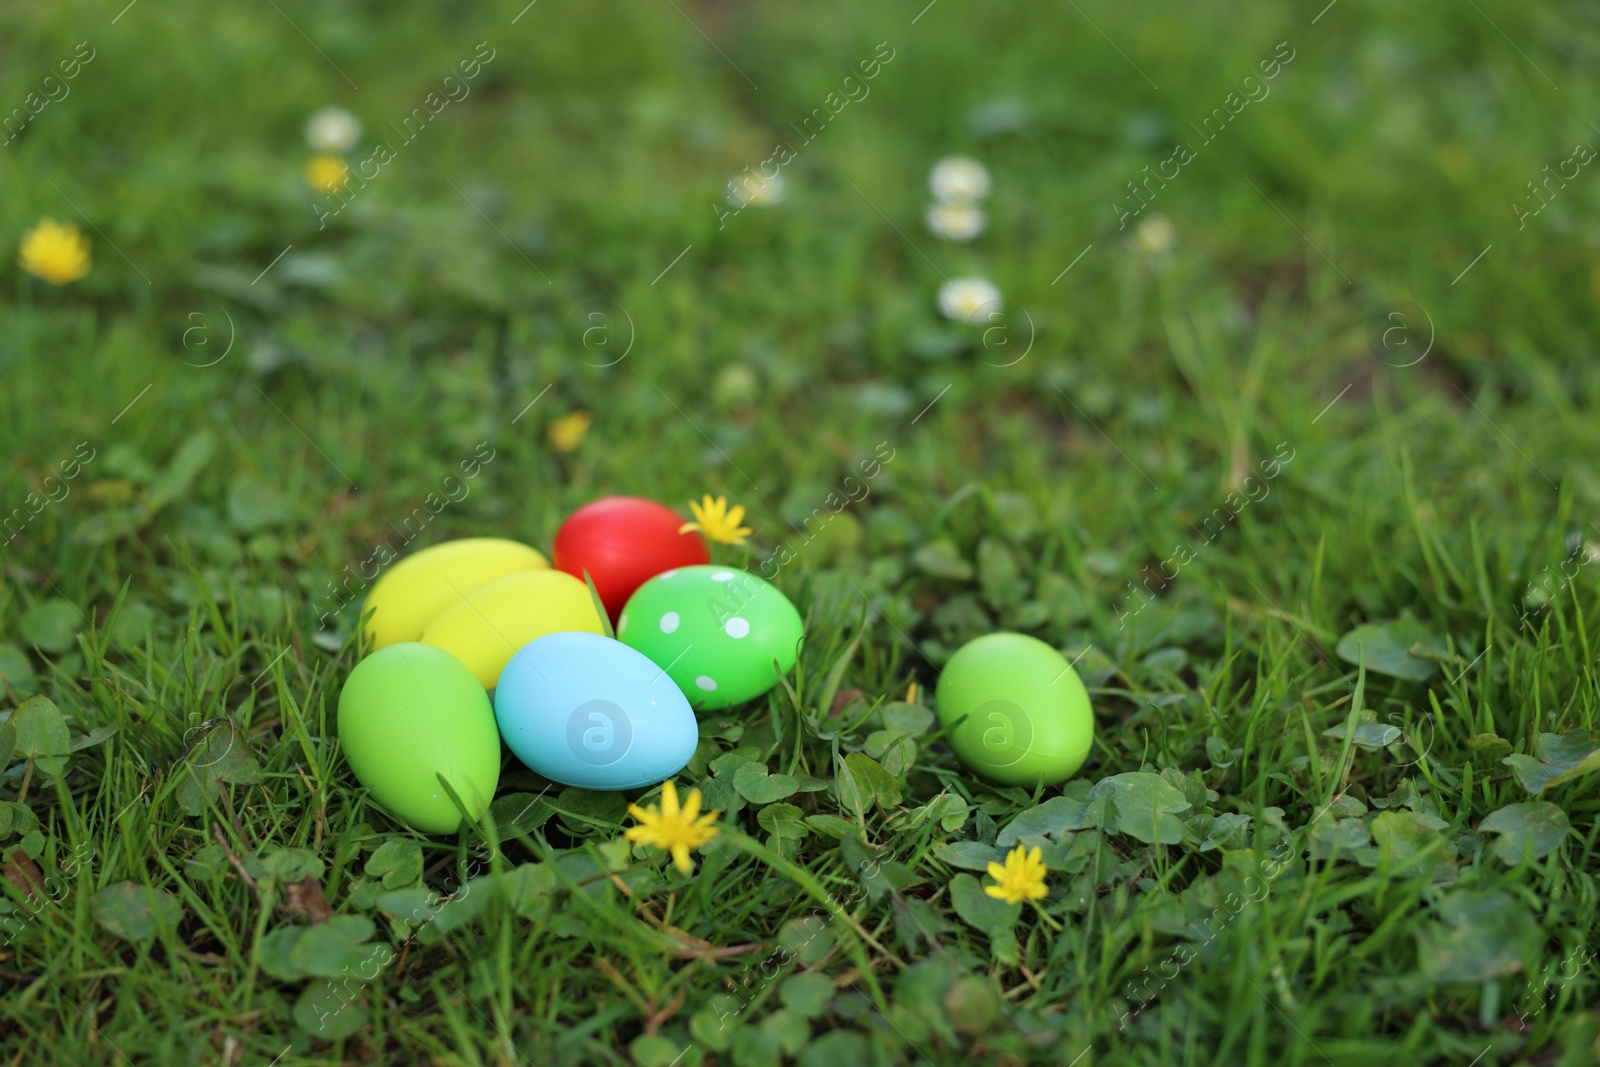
left=4, top=0, right=1600, bottom=1063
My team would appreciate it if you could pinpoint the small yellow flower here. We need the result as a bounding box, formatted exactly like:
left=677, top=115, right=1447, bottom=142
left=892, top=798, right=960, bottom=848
left=548, top=410, right=591, bottom=453
left=624, top=780, right=720, bottom=874
left=18, top=219, right=90, bottom=285
left=984, top=844, right=1049, bottom=905
left=678, top=494, right=752, bottom=546
left=305, top=154, right=349, bottom=194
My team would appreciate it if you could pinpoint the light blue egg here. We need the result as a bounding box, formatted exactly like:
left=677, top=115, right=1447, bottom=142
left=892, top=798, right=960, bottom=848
left=494, top=631, right=698, bottom=790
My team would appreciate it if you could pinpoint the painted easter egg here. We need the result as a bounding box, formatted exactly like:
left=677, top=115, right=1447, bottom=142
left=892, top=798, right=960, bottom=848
left=419, top=569, right=605, bottom=689
left=494, top=631, right=698, bottom=790
left=362, top=538, right=548, bottom=650
left=618, top=565, right=803, bottom=711
left=337, top=643, right=501, bottom=833
left=551, top=497, right=709, bottom=619
left=934, top=633, right=1093, bottom=786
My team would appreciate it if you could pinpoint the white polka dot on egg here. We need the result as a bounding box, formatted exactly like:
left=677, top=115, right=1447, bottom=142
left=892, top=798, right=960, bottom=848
left=724, top=618, right=750, bottom=639
left=711, top=571, right=733, bottom=581
left=695, top=675, right=718, bottom=691
left=659, top=611, right=680, bottom=634
left=660, top=569, right=678, bottom=580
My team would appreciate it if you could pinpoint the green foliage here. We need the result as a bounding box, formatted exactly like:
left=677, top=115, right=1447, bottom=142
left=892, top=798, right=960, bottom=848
left=19, top=600, right=81, bottom=655
left=1335, top=618, right=1446, bottom=680
left=91, top=883, right=181, bottom=942
left=779, top=973, right=834, bottom=1017
left=9, top=695, right=69, bottom=777
left=226, top=475, right=293, bottom=532
left=733, top=761, right=800, bottom=804
left=173, top=718, right=264, bottom=815
left=1418, top=890, right=1541, bottom=984
left=949, top=873, right=1020, bottom=963
left=1504, top=731, right=1600, bottom=794
left=262, top=847, right=325, bottom=884
left=995, top=789, right=1098, bottom=845
left=364, top=838, right=423, bottom=889
left=1091, top=771, right=1193, bottom=845
left=1479, top=801, right=1571, bottom=865
left=0, top=646, right=36, bottom=697
left=835, top=752, right=900, bottom=816
left=0, top=0, right=1597, bottom=1062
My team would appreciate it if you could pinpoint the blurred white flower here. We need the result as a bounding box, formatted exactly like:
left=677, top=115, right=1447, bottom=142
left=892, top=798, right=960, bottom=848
left=938, top=277, right=1001, bottom=325
left=727, top=170, right=785, bottom=208
left=305, top=107, right=361, bottom=154
left=929, top=156, right=990, bottom=202
left=1133, top=214, right=1177, bottom=256
left=925, top=200, right=986, bottom=241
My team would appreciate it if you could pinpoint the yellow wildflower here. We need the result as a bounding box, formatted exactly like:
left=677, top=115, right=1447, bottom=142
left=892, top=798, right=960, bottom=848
left=549, top=410, right=591, bottom=453
left=984, top=844, right=1049, bottom=905
left=18, top=219, right=90, bottom=285
left=678, top=494, right=752, bottom=546
left=305, top=154, right=349, bottom=194
left=624, top=780, right=720, bottom=874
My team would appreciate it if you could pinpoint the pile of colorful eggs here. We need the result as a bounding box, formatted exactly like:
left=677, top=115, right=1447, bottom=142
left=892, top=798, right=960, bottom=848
left=337, top=496, right=804, bottom=833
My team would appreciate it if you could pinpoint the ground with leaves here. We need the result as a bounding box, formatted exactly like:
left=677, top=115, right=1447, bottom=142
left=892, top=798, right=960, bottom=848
left=2, top=1, right=1599, bottom=1065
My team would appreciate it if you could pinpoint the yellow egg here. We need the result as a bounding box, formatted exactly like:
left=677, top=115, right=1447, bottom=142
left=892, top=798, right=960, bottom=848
left=363, top=538, right=549, bottom=651
left=419, top=569, right=605, bottom=688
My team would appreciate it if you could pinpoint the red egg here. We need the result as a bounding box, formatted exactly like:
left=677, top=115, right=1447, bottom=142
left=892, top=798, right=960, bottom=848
left=552, top=497, right=710, bottom=619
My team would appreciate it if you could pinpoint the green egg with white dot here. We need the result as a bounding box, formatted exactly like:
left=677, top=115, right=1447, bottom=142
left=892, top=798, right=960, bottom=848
left=618, top=565, right=804, bottom=711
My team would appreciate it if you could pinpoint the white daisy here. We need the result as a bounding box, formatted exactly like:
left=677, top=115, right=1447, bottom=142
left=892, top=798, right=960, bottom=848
left=726, top=170, right=785, bottom=208
left=938, top=277, right=1001, bottom=325
left=929, top=156, right=990, bottom=202
left=305, top=107, right=361, bottom=154
left=926, top=200, right=986, bottom=241
left=1133, top=214, right=1177, bottom=256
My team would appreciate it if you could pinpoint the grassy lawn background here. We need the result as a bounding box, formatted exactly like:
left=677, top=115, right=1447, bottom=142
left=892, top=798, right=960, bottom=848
left=2, top=0, right=1599, bottom=1064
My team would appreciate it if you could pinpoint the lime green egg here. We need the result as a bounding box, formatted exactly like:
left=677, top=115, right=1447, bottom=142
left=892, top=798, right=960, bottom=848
left=618, top=566, right=803, bottom=711
left=337, top=643, right=502, bottom=833
left=934, top=632, right=1094, bottom=786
